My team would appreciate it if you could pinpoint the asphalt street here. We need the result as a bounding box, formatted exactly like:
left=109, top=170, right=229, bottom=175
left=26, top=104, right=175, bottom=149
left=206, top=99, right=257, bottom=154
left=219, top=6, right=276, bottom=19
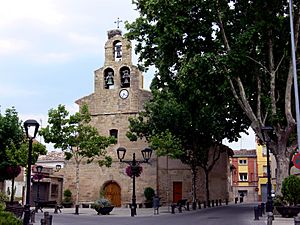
left=31, top=203, right=293, bottom=225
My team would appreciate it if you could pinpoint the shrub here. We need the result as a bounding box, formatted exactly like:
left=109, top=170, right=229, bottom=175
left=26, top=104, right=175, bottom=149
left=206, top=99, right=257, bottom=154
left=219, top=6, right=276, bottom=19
left=63, top=189, right=72, bottom=203
left=281, top=175, right=300, bottom=206
left=0, top=211, right=22, bottom=225
left=0, top=192, right=8, bottom=210
left=144, top=187, right=155, bottom=201
left=91, top=198, right=112, bottom=210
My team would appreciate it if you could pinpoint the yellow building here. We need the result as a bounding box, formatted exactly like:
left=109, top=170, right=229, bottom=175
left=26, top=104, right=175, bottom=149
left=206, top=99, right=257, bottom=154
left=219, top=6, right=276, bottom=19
left=256, top=142, right=275, bottom=202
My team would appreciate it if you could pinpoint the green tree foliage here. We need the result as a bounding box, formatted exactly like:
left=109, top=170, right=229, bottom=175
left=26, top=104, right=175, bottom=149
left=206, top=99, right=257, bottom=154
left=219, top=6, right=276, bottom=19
left=0, top=107, right=46, bottom=202
left=39, top=104, right=116, bottom=207
left=126, top=0, right=300, bottom=192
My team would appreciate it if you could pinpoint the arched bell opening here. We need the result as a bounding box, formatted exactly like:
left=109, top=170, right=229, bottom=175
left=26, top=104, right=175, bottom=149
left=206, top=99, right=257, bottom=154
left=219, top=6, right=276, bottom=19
left=104, top=68, right=114, bottom=89
left=114, top=41, right=122, bottom=61
left=120, top=66, right=130, bottom=88
left=102, top=181, right=121, bottom=207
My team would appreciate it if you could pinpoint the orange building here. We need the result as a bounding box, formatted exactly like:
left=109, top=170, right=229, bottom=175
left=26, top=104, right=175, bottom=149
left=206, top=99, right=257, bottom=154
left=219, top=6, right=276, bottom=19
left=231, top=149, right=258, bottom=202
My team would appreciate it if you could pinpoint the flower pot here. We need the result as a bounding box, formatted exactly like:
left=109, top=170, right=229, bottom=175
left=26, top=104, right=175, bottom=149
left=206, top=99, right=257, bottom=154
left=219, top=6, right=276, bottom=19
left=94, top=206, right=114, bottom=215
left=276, top=206, right=300, bottom=218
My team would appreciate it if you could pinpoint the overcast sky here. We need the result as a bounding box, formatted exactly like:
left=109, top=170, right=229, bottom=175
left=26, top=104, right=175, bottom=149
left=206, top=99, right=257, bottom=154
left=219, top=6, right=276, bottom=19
left=0, top=0, right=255, bottom=151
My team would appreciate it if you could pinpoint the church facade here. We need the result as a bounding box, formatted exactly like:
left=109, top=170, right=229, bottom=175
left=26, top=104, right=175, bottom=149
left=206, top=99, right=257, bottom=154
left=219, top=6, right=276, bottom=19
left=61, top=29, right=233, bottom=207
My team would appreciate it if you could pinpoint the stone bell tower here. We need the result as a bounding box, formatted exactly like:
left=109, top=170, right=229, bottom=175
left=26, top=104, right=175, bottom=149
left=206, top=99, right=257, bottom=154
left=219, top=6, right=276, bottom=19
left=74, top=29, right=155, bottom=207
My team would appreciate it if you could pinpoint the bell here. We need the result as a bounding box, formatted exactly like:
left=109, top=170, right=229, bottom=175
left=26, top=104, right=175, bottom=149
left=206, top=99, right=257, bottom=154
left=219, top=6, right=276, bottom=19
left=107, top=76, right=113, bottom=85
left=123, top=77, right=130, bottom=84
left=115, top=45, right=122, bottom=58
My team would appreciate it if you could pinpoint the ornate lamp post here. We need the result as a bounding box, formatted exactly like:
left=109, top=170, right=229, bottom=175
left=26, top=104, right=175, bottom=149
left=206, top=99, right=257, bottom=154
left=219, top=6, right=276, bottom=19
left=116, top=147, right=152, bottom=217
left=261, top=126, right=274, bottom=215
left=23, top=119, right=39, bottom=225
left=36, top=165, right=43, bottom=209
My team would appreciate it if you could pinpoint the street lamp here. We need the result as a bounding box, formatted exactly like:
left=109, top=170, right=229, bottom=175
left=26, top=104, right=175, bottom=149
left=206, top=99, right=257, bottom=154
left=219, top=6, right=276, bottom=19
left=261, top=126, right=274, bottom=214
left=116, top=147, right=152, bottom=217
left=36, top=165, right=43, bottom=212
left=23, top=119, right=39, bottom=225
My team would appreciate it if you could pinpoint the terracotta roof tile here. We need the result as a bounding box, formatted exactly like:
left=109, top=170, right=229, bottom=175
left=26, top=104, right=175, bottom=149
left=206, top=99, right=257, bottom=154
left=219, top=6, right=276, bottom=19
left=232, top=149, right=256, bottom=157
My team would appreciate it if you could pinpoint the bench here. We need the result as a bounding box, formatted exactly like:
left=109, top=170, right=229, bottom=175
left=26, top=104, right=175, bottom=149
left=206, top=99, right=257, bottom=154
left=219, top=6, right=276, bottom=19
left=176, top=199, right=188, bottom=210
left=34, top=200, right=62, bottom=213
left=5, top=204, right=24, bottom=218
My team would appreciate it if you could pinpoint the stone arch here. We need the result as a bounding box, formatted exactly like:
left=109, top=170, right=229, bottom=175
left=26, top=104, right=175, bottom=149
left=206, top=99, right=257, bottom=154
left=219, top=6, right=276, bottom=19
left=102, top=181, right=121, bottom=207
left=120, top=66, right=130, bottom=88
left=104, top=68, right=114, bottom=89
left=113, top=40, right=122, bottom=61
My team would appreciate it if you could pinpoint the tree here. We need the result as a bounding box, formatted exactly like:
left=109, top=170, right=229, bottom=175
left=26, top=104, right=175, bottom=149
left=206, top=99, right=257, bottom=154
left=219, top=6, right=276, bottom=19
left=0, top=107, right=46, bottom=202
left=126, top=0, right=300, bottom=192
left=39, top=104, right=116, bottom=211
left=127, top=86, right=246, bottom=202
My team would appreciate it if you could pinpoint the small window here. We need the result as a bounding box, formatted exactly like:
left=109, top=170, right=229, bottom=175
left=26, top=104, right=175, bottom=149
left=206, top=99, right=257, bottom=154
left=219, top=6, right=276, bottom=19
left=262, top=146, right=267, bottom=156
left=239, top=173, right=248, bottom=181
left=51, top=184, right=58, bottom=197
left=263, top=166, right=267, bottom=176
left=239, top=159, right=247, bottom=165
left=110, top=129, right=118, bottom=141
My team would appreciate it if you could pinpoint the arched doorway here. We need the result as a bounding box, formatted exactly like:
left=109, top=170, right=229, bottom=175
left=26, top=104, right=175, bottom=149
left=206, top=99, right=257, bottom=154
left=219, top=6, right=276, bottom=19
left=103, top=181, right=121, bottom=207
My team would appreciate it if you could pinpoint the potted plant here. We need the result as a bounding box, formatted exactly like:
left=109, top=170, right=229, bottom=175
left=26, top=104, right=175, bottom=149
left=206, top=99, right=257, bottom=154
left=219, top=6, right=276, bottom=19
left=275, top=175, right=300, bottom=217
left=144, top=187, right=155, bottom=208
left=91, top=198, right=114, bottom=215
left=62, top=189, right=73, bottom=208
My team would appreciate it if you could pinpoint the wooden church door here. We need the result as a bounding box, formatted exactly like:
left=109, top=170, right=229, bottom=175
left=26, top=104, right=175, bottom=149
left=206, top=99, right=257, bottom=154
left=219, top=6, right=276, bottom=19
left=103, top=181, right=121, bottom=207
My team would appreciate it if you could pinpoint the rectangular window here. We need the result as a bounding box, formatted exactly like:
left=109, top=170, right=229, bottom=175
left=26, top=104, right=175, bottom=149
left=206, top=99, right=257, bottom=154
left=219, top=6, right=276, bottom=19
left=239, top=173, right=248, bottom=181
left=51, top=184, right=58, bottom=197
left=263, top=166, right=267, bottom=176
left=239, top=159, right=247, bottom=165
left=262, top=146, right=267, bottom=156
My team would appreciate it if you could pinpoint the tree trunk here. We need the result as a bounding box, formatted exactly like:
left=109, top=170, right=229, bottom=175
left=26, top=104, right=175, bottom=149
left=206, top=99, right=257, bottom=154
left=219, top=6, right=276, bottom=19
left=204, top=170, right=210, bottom=202
left=75, top=162, right=80, bottom=206
left=274, top=153, right=290, bottom=193
left=10, top=177, right=15, bottom=203
left=192, top=168, right=197, bottom=203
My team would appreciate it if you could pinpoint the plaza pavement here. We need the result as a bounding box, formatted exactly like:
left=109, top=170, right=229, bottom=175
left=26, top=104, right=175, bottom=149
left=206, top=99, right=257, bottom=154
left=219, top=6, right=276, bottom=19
left=32, top=203, right=297, bottom=225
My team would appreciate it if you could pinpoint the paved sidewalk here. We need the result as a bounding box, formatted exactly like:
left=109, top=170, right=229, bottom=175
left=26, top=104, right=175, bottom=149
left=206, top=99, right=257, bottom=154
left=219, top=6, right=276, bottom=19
left=260, top=214, right=296, bottom=225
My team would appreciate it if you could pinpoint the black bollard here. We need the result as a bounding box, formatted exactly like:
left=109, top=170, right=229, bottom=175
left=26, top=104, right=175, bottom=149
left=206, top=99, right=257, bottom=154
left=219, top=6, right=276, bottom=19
left=47, top=215, right=53, bottom=225
left=258, top=205, right=262, bottom=217
left=41, top=219, right=46, bottom=225
left=198, top=201, right=201, bottom=209
left=75, top=204, right=79, bottom=215
left=192, top=201, right=197, bottom=210
left=54, top=205, right=58, bottom=214
left=216, top=200, right=218, bottom=206
left=208, top=200, right=211, bottom=207
left=254, top=206, right=259, bottom=220
left=261, top=203, right=265, bottom=215
left=226, top=199, right=228, bottom=205
left=295, top=217, right=300, bottom=225
left=219, top=199, right=222, bottom=206
left=171, top=204, right=175, bottom=214
left=212, top=200, right=214, bottom=207
left=187, top=202, right=190, bottom=211
left=203, top=201, right=206, bottom=208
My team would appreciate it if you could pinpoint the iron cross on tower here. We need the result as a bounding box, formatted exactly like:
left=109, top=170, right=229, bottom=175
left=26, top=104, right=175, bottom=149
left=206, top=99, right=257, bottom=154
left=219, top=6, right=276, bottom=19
left=114, top=17, right=123, bottom=28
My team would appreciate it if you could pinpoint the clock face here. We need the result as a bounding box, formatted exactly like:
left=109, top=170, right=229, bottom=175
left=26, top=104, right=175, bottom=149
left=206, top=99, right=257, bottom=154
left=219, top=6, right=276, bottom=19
left=119, top=89, right=129, bottom=99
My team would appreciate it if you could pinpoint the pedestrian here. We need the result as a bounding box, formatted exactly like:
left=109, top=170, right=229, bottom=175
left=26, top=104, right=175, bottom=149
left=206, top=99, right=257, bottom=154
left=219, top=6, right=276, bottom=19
left=153, top=195, right=160, bottom=215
